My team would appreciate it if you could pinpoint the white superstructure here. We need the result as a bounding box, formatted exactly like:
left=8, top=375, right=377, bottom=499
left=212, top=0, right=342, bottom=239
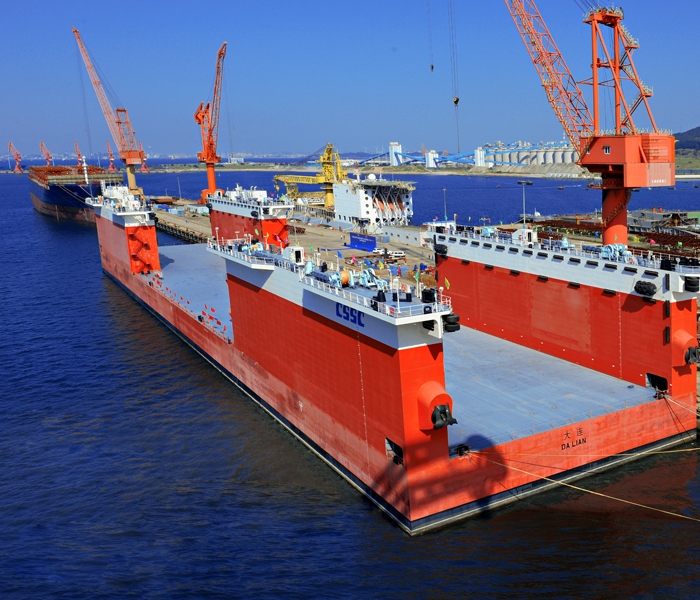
left=331, top=175, right=414, bottom=228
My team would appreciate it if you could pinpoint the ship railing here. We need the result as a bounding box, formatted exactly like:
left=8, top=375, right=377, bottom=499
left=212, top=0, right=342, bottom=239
left=208, top=240, right=278, bottom=268
left=300, top=275, right=451, bottom=318
left=214, top=194, right=293, bottom=208
left=432, top=227, right=700, bottom=275
left=141, top=272, right=230, bottom=342
left=455, top=392, right=658, bottom=454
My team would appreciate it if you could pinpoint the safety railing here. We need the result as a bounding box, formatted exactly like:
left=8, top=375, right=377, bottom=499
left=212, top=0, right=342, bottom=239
left=208, top=239, right=452, bottom=318
left=140, top=272, right=231, bottom=342
left=300, top=275, right=452, bottom=318
left=454, top=392, right=659, bottom=453
left=430, top=225, right=700, bottom=275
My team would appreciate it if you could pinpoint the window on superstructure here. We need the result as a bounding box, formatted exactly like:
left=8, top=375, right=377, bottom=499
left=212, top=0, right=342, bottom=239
left=385, top=438, right=404, bottom=467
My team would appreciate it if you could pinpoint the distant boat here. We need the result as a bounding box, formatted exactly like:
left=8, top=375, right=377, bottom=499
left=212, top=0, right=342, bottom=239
left=693, top=185, right=699, bottom=188
left=497, top=185, right=501, bottom=188
left=632, top=188, right=640, bottom=192
left=668, top=187, right=676, bottom=190
left=558, top=186, right=564, bottom=190
left=517, top=180, right=533, bottom=185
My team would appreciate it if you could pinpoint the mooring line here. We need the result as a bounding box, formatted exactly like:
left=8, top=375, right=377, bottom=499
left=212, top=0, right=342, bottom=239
left=471, top=447, right=699, bottom=458
left=476, top=455, right=700, bottom=523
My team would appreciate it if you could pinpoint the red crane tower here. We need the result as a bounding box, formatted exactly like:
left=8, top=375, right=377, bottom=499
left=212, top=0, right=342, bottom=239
left=75, top=141, right=83, bottom=166
left=505, top=2, right=674, bottom=245
left=40, top=141, right=53, bottom=166
left=72, top=27, right=145, bottom=195
left=139, top=140, right=150, bottom=172
left=106, top=140, right=117, bottom=172
left=8, top=142, right=23, bottom=172
left=194, top=42, right=227, bottom=204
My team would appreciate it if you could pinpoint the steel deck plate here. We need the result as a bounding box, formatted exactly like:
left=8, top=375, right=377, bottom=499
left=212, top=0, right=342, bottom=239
left=444, top=327, right=657, bottom=451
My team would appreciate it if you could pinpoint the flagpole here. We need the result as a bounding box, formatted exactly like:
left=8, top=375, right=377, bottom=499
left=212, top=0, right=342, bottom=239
left=442, top=188, right=447, bottom=222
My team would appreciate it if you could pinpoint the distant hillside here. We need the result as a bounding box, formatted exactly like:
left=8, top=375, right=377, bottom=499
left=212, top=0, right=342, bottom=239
left=675, top=126, right=700, bottom=150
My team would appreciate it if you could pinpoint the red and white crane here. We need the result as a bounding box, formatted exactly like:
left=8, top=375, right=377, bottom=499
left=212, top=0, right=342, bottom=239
left=505, top=1, right=674, bottom=244
left=8, top=142, right=23, bottom=172
left=194, top=42, right=227, bottom=203
left=40, top=141, right=53, bottom=166
left=106, top=140, right=117, bottom=172
left=73, top=27, right=145, bottom=195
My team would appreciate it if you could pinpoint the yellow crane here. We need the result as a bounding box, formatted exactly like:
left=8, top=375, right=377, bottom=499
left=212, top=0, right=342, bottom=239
left=274, top=144, right=347, bottom=209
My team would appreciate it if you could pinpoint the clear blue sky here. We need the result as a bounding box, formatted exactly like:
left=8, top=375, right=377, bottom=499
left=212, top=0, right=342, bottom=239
left=2, top=0, right=698, bottom=158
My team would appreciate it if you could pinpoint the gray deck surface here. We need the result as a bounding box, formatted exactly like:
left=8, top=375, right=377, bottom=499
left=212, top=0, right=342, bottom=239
left=444, top=328, right=657, bottom=451
left=153, top=244, right=655, bottom=453
left=156, top=244, right=233, bottom=339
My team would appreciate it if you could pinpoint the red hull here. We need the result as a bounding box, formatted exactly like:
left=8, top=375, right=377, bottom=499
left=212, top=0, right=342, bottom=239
left=436, top=254, right=697, bottom=407
left=93, top=209, right=697, bottom=532
left=210, top=210, right=288, bottom=247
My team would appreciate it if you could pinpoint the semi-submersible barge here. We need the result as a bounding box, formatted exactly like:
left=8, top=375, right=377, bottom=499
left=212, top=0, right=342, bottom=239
left=85, top=182, right=698, bottom=534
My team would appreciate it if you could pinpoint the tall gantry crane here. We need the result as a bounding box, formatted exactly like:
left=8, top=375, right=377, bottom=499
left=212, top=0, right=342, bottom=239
left=40, top=141, right=53, bottom=166
left=274, top=144, right=347, bottom=209
left=73, top=27, right=146, bottom=195
left=194, top=42, right=227, bottom=204
left=8, top=142, right=23, bottom=172
left=106, top=140, right=117, bottom=172
left=505, top=1, right=674, bottom=245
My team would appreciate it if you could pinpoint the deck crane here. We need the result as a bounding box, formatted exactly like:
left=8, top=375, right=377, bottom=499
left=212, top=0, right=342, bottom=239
left=106, top=140, right=117, bottom=172
left=8, top=142, right=23, bottom=172
left=72, top=27, right=145, bottom=196
left=273, top=144, right=347, bottom=209
left=505, top=1, right=675, bottom=245
left=194, top=42, right=227, bottom=204
left=74, top=141, right=83, bottom=166
left=40, top=142, right=53, bottom=166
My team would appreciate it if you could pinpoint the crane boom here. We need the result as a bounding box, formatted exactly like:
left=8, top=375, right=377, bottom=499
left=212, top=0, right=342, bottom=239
left=195, top=42, right=227, bottom=203
left=273, top=144, right=347, bottom=209
left=505, top=1, right=675, bottom=246
left=505, top=0, right=593, bottom=151
left=74, top=141, right=83, bottom=166
left=72, top=27, right=144, bottom=193
left=40, top=141, right=52, bottom=166
left=8, top=142, right=23, bottom=172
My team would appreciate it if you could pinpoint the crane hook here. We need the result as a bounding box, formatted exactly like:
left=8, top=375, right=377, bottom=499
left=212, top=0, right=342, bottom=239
left=453, top=97, right=459, bottom=106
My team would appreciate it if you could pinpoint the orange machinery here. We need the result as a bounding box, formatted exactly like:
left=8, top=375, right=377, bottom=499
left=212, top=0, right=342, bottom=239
left=506, top=2, right=674, bottom=245
left=194, top=42, right=227, bottom=204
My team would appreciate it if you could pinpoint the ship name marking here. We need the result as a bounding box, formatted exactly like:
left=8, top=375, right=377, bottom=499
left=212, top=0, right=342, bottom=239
left=561, top=427, right=587, bottom=451
left=336, top=303, right=365, bottom=327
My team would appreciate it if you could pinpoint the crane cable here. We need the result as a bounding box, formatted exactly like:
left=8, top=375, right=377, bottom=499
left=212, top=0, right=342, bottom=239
left=224, top=63, right=235, bottom=164
left=76, top=44, right=94, bottom=164
left=427, top=0, right=434, bottom=72
left=447, top=0, right=460, bottom=153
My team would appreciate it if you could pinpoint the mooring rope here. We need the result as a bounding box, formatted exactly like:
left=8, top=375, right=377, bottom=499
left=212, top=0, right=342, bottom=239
left=475, top=454, right=700, bottom=523
left=472, top=447, right=699, bottom=459
left=666, top=396, right=700, bottom=417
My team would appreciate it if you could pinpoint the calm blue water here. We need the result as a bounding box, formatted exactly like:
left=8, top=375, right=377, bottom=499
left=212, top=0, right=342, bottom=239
left=2, top=172, right=700, bottom=599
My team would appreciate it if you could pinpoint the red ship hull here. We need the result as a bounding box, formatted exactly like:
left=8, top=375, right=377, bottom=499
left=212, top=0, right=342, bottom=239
left=93, top=209, right=697, bottom=533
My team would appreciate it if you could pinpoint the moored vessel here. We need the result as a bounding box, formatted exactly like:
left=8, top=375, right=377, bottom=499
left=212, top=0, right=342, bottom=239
left=86, top=179, right=698, bottom=534
left=28, top=164, right=123, bottom=223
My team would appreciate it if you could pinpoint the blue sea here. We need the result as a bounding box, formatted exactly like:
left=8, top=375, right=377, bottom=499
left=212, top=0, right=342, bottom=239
left=2, top=171, right=700, bottom=599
